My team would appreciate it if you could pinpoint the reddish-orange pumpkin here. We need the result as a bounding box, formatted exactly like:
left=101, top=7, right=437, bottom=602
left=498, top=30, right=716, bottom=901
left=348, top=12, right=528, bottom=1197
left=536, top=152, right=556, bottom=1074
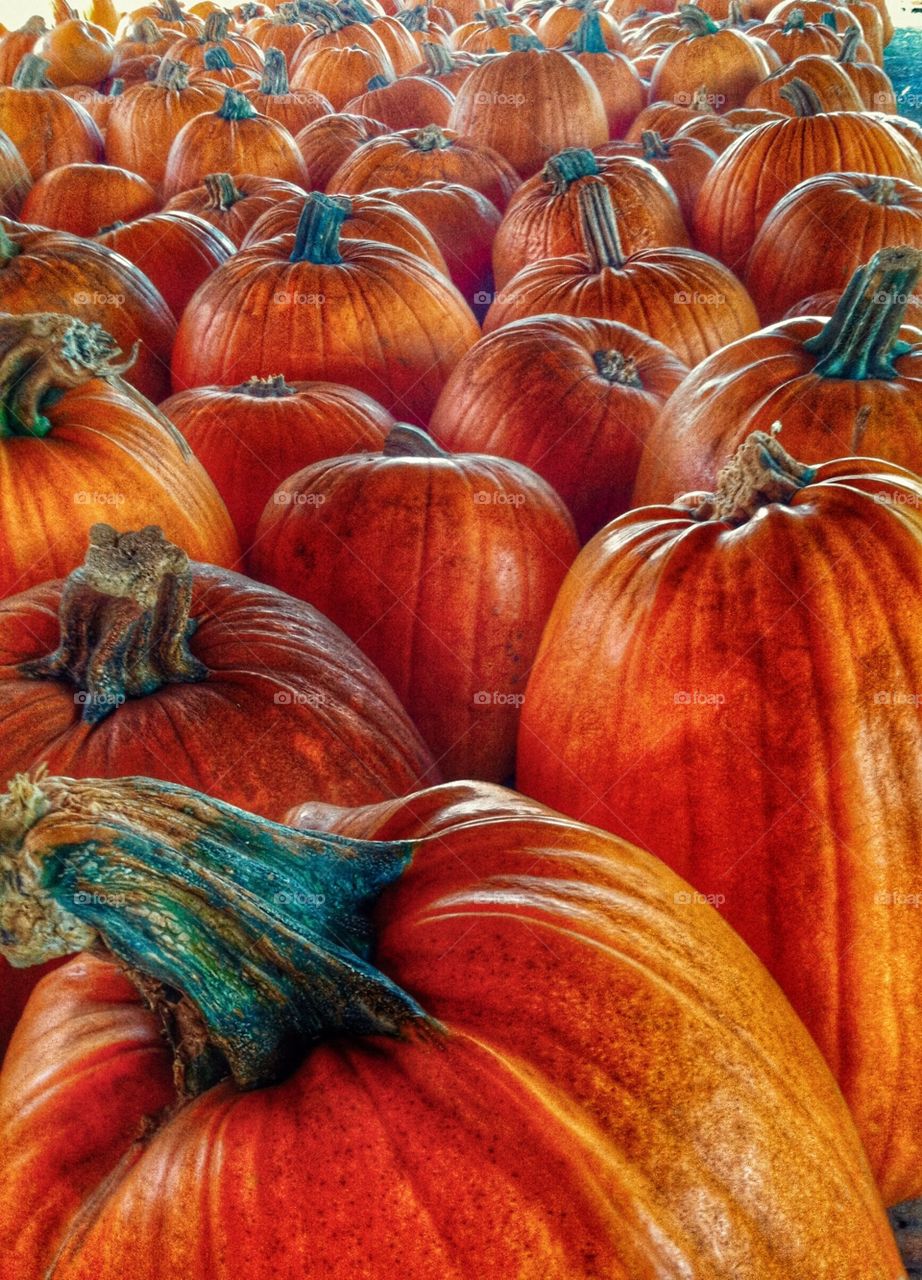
left=647, top=3, right=771, bottom=110
left=484, top=180, right=759, bottom=367
left=748, top=8, right=841, bottom=61
left=343, top=70, right=455, bottom=128
left=0, top=17, right=47, bottom=85
left=171, top=192, right=479, bottom=425
left=743, top=52, right=864, bottom=113
left=671, top=104, right=782, bottom=153
left=290, top=42, right=394, bottom=110
left=623, top=88, right=717, bottom=142
left=566, top=10, right=645, bottom=139
left=598, top=129, right=717, bottom=224
left=249, top=424, right=579, bottom=781
left=248, top=46, right=332, bottom=131
left=836, top=25, right=895, bottom=110
left=0, top=129, right=30, bottom=217
left=159, top=376, right=394, bottom=545
left=518, top=430, right=922, bottom=1206
left=19, top=162, right=158, bottom=237
left=492, top=148, right=689, bottom=290
left=430, top=314, right=688, bottom=541
left=294, top=111, right=391, bottom=190
left=407, top=39, right=478, bottom=93
left=0, top=773, right=904, bottom=1278
left=0, top=55, right=104, bottom=179
left=165, top=8, right=264, bottom=69
left=164, top=170, right=306, bottom=244
left=34, top=15, right=115, bottom=87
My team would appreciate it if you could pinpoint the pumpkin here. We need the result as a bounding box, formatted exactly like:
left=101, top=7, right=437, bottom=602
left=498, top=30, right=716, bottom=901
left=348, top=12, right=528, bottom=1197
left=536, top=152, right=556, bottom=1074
left=744, top=173, right=922, bottom=323
left=536, top=0, right=623, bottom=48
left=395, top=6, right=451, bottom=53
left=633, top=247, right=922, bottom=502
left=748, top=7, right=841, bottom=61
left=112, top=17, right=175, bottom=67
left=836, top=25, right=895, bottom=112
left=249, top=424, right=577, bottom=780
left=164, top=170, right=307, bottom=244
left=409, top=40, right=478, bottom=92
left=249, top=46, right=332, bottom=131
left=59, top=78, right=125, bottom=132
left=323, top=0, right=420, bottom=75
left=165, top=9, right=265, bottom=70
left=117, top=1, right=203, bottom=38
left=240, top=191, right=448, bottom=277
left=783, top=287, right=922, bottom=326
left=692, top=79, right=922, bottom=270
left=0, top=55, right=104, bottom=180
left=448, top=35, right=607, bottom=178
left=671, top=103, right=782, bottom=152
left=362, top=180, right=500, bottom=304
left=290, top=41, right=394, bottom=110
left=34, top=15, right=115, bottom=88
left=104, top=59, right=225, bottom=191
left=518, top=426, right=922, bottom=1207
left=96, top=210, right=235, bottom=320
left=565, top=10, right=645, bottom=139
left=245, top=6, right=317, bottom=61
left=162, top=86, right=308, bottom=197
left=0, top=313, right=238, bottom=599
left=743, top=52, right=865, bottom=113
left=0, top=17, right=47, bottom=85
left=430, top=314, right=688, bottom=541
left=647, top=4, right=771, bottom=110
left=598, top=129, right=717, bottom=223
left=327, top=123, right=521, bottom=210
left=294, top=111, right=391, bottom=189
left=492, top=149, right=689, bottom=290
left=0, top=219, right=176, bottom=403
left=623, top=87, right=717, bottom=141
left=19, top=162, right=159, bottom=238
left=190, top=44, right=262, bottom=89
left=0, top=771, right=903, bottom=1276
left=453, top=7, right=533, bottom=52
left=343, top=70, right=455, bottom=128
left=484, top=180, right=759, bottom=366
left=159, top=376, right=394, bottom=545
left=171, top=192, right=479, bottom=425
left=0, top=129, right=29, bottom=217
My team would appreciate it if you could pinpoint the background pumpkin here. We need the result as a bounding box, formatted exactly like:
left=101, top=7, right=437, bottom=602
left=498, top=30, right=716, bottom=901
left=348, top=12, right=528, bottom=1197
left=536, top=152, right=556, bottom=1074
left=293, top=111, right=391, bottom=189
left=565, top=10, right=646, bottom=139
left=19, top=162, right=158, bottom=238
left=742, top=52, right=865, bottom=113
left=164, top=170, right=306, bottom=244
left=648, top=3, right=771, bottom=109
left=0, top=55, right=104, bottom=180
left=0, top=18, right=47, bottom=85
left=34, top=14, right=115, bottom=87
left=0, top=129, right=29, bottom=218
left=597, top=129, right=717, bottom=224
left=248, top=46, right=333, bottom=131
left=290, top=41, right=394, bottom=109
left=342, top=68, right=455, bottom=128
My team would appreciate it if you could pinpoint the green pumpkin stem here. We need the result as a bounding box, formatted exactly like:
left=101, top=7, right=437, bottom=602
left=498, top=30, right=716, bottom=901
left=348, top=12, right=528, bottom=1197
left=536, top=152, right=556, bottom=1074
left=865, top=176, right=898, bottom=205
left=11, top=53, right=51, bottom=89
left=155, top=57, right=191, bottom=90
left=837, top=24, right=862, bottom=62
left=338, top=0, right=376, bottom=23
left=216, top=87, right=258, bottom=120
left=570, top=10, right=609, bottom=53
left=20, top=524, right=208, bottom=722
left=686, top=426, right=814, bottom=525
left=0, top=772, right=437, bottom=1099
left=422, top=41, right=455, bottom=75
left=782, top=9, right=806, bottom=31
left=203, top=45, right=236, bottom=71
left=290, top=192, right=349, bottom=264
left=778, top=76, right=824, bottom=116
left=259, top=46, right=290, bottom=94
left=382, top=424, right=449, bottom=458
left=110, top=78, right=125, bottom=97
left=232, top=374, right=297, bottom=397
left=640, top=130, right=670, bottom=159
left=202, top=10, right=232, bottom=41
left=544, top=147, right=600, bottom=193
left=509, top=32, right=545, bottom=50
left=366, top=73, right=391, bottom=90
left=678, top=3, right=720, bottom=36
left=412, top=122, right=451, bottom=150
left=802, top=247, right=921, bottom=380
left=398, top=5, right=429, bottom=31
left=0, top=314, right=135, bottom=442
left=204, top=171, right=245, bottom=210
left=483, top=6, right=511, bottom=26
left=577, top=179, right=625, bottom=270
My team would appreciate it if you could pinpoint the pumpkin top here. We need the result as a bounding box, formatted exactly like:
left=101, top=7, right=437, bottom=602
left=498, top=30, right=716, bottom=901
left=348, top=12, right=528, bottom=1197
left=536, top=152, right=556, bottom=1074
left=569, top=9, right=610, bottom=54
left=289, top=191, right=349, bottom=264
left=216, top=86, right=258, bottom=120
left=678, top=3, right=721, bottom=36
left=685, top=425, right=814, bottom=524
left=543, top=147, right=600, bottom=193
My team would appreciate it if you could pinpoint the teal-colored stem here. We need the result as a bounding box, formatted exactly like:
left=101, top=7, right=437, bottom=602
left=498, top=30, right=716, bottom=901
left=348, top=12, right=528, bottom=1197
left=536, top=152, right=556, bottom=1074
left=544, top=147, right=600, bottom=193
left=571, top=10, right=608, bottom=53
left=11, top=53, right=51, bottom=89
left=382, top=423, right=449, bottom=457
left=802, top=247, right=920, bottom=380
left=782, top=9, right=805, bottom=31
left=338, top=0, right=376, bottom=23
left=366, top=73, right=390, bottom=90
left=398, top=5, right=428, bottom=30
left=217, top=87, right=258, bottom=120
left=202, top=9, right=231, bottom=41
left=0, top=773, right=436, bottom=1098
left=837, top=25, right=861, bottom=62
left=259, top=46, right=290, bottom=94
left=290, top=192, right=348, bottom=264
left=204, top=45, right=236, bottom=71
left=509, top=32, right=545, bottom=50
left=678, top=3, right=720, bottom=36
left=110, top=78, right=125, bottom=97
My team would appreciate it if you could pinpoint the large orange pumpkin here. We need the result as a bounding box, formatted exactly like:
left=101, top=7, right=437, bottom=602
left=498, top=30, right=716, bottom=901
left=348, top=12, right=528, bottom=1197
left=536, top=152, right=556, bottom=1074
left=633, top=247, right=922, bottom=503
left=159, top=376, right=394, bottom=545
left=519, top=429, right=922, bottom=1206
left=0, top=772, right=903, bottom=1277
left=0, top=312, right=237, bottom=599
left=34, top=15, right=115, bottom=87
left=165, top=8, right=264, bottom=69
left=431, top=314, right=688, bottom=542
left=343, top=69, right=455, bottom=128
left=743, top=51, right=865, bottom=113
left=290, top=41, right=393, bottom=109
left=171, top=192, right=479, bottom=424
left=647, top=3, right=771, bottom=109
left=19, top=162, right=158, bottom=237
left=566, top=10, right=645, bottom=139
left=248, top=424, right=578, bottom=780
left=0, top=55, right=104, bottom=179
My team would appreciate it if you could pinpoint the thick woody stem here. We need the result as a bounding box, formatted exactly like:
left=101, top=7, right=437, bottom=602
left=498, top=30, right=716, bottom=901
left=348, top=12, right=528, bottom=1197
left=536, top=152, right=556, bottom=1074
left=684, top=426, right=814, bottom=524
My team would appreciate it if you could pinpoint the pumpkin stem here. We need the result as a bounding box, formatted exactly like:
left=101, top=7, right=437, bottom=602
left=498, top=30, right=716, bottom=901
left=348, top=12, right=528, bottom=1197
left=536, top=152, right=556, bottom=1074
left=366, top=73, right=391, bottom=90
left=782, top=9, right=806, bottom=31
left=422, top=41, right=455, bottom=75
left=202, top=9, right=231, bottom=41
left=570, top=10, right=609, bottom=53
left=155, top=57, right=191, bottom=90
left=577, top=179, right=625, bottom=271
left=724, top=0, right=746, bottom=27
left=836, top=24, right=861, bottom=62
left=382, top=423, right=450, bottom=457
left=593, top=349, right=642, bottom=386
left=678, top=3, right=720, bottom=36
left=204, top=171, right=245, bottom=210
left=802, top=247, right=921, bottom=380
left=685, top=425, right=814, bottom=525
left=0, top=771, right=438, bottom=1099
left=11, top=53, right=52, bottom=89
left=18, top=16, right=48, bottom=34
left=412, top=122, right=451, bottom=150
left=203, top=45, right=236, bottom=70
left=338, top=0, right=377, bottom=23
left=258, top=46, right=290, bottom=93
left=20, top=524, right=208, bottom=722
left=216, top=87, right=258, bottom=120
left=543, top=147, right=600, bottom=193
left=889, top=1199, right=922, bottom=1274
left=236, top=0, right=264, bottom=17
left=509, top=32, right=545, bottom=49
left=159, top=0, right=184, bottom=19
left=0, top=313, right=136, bottom=441
left=483, top=6, right=511, bottom=27
left=640, top=129, right=670, bottom=159
left=110, top=78, right=125, bottom=97
left=398, top=5, right=429, bottom=31
left=864, top=176, right=898, bottom=205
left=231, top=373, right=297, bottom=397
left=128, top=17, right=165, bottom=43
left=778, top=76, right=824, bottom=116
left=289, top=192, right=348, bottom=264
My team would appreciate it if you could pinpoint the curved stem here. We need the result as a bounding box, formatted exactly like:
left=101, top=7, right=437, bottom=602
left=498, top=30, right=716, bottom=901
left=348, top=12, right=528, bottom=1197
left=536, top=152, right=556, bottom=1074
left=483, top=6, right=510, bottom=27
left=422, top=41, right=455, bottom=75
left=837, top=24, right=861, bottom=63
left=864, top=176, right=898, bottom=205
left=232, top=374, right=297, bottom=397
left=593, top=349, right=642, bottom=386
left=155, top=57, right=191, bottom=90
left=290, top=192, right=348, bottom=264
left=338, top=0, right=377, bottom=24
left=577, top=180, right=625, bottom=271
left=778, top=76, right=824, bottom=116
left=686, top=426, right=814, bottom=525
left=259, top=46, right=290, bottom=94
left=0, top=772, right=437, bottom=1099
left=127, top=18, right=165, bottom=43
left=544, top=147, right=599, bottom=193
left=802, top=247, right=921, bottom=380
left=725, top=0, right=747, bottom=28
left=202, top=9, right=231, bottom=41
left=216, top=87, right=258, bottom=121
left=398, top=5, right=428, bottom=31
left=782, top=9, right=806, bottom=31
left=11, top=53, right=51, bottom=88
left=383, top=424, right=450, bottom=457
left=20, top=525, right=208, bottom=723
left=204, top=172, right=245, bottom=210
left=641, top=130, right=670, bottom=159
left=204, top=45, right=236, bottom=71
left=678, top=3, right=720, bottom=36
left=366, top=73, right=391, bottom=90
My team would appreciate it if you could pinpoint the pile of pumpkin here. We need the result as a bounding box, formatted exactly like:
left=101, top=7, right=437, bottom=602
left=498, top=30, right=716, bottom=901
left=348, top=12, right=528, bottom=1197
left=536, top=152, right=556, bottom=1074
left=0, top=0, right=922, bottom=1274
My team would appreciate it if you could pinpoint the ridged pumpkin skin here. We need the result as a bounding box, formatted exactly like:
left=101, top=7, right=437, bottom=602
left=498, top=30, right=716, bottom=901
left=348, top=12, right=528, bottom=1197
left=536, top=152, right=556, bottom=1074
left=164, top=171, right=306, bottom=245
left=518, top=445, right=922, bottom=1204
left=160, top=377, right=394, bottom=546
left=0, top=779, right=902, bottom=1278
left=34, top=17, right=114, bottom=87
left=596, top=132, right=717, bottom=225
left=19, top=162, right=158, bottom=238
left=743, top=54, right=864, bottom=114
left=0, top=129, right=30, bottom=217
left=294, top=111, right=391, bottom=191
left=0, top=64, right=104, bottom=179
left=343, top=74, right=455, bottom=130
left=430, top=315, right=688, bottom=542
left=171, top=195, right=480, bottom=426
left=647, top=8, right=771, bottom=110
left=744, top=172, right=922, bottom=324
left=290, top=43, right=393, bottom=110
left=248, top=427, right=579, bottom=781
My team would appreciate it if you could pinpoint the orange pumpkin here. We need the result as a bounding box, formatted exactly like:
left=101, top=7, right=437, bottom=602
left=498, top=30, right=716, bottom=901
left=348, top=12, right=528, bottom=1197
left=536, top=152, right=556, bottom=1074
left=536, top=0, right=623, bottom=48
left=248, top=46, right=332, bottom=131
left=165, top=9, right=265, bottom=69
left=647, top=3, right=771, bottom=110
left=20, top=162, right=158, bottom=237
left=294, top=111, right=391, bottom=190
left=743, top=51, right=865, bottom=113
left=35, top=16, right=115, bottom=87
left=836, top=24, right=895, bottom=111
left=430, top=314, right=688, bottom=541
left=343, top=70, right=455, bottom=128
left=171, top=192, right=479, bottom=425
left=409, top=39, right=478, bottom=92
left=598, top=129, right=717, bottom=223
left=672, top=103, right=782, bottom=152
left=0, top=312, right=237, bottom=599
left=748, top=7, right=841, bottom=61
left=566, top=10, right=645, bottom=138
left=453, top=6, right=533, bottom=52
left=0, top=17, right=47, bottom=85
left=0, top=55, right=104, bottom=179
left=245, top=6, right=317, bottom=61
left=0, top=129, right=29, bottom=217
left=164, top=170, right=306, bottom=244
left=290, top=40, right=394, bottom=109
left=623, top=87, right=717, bottom=141
left=0, top=772, right=903, bottom=1277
